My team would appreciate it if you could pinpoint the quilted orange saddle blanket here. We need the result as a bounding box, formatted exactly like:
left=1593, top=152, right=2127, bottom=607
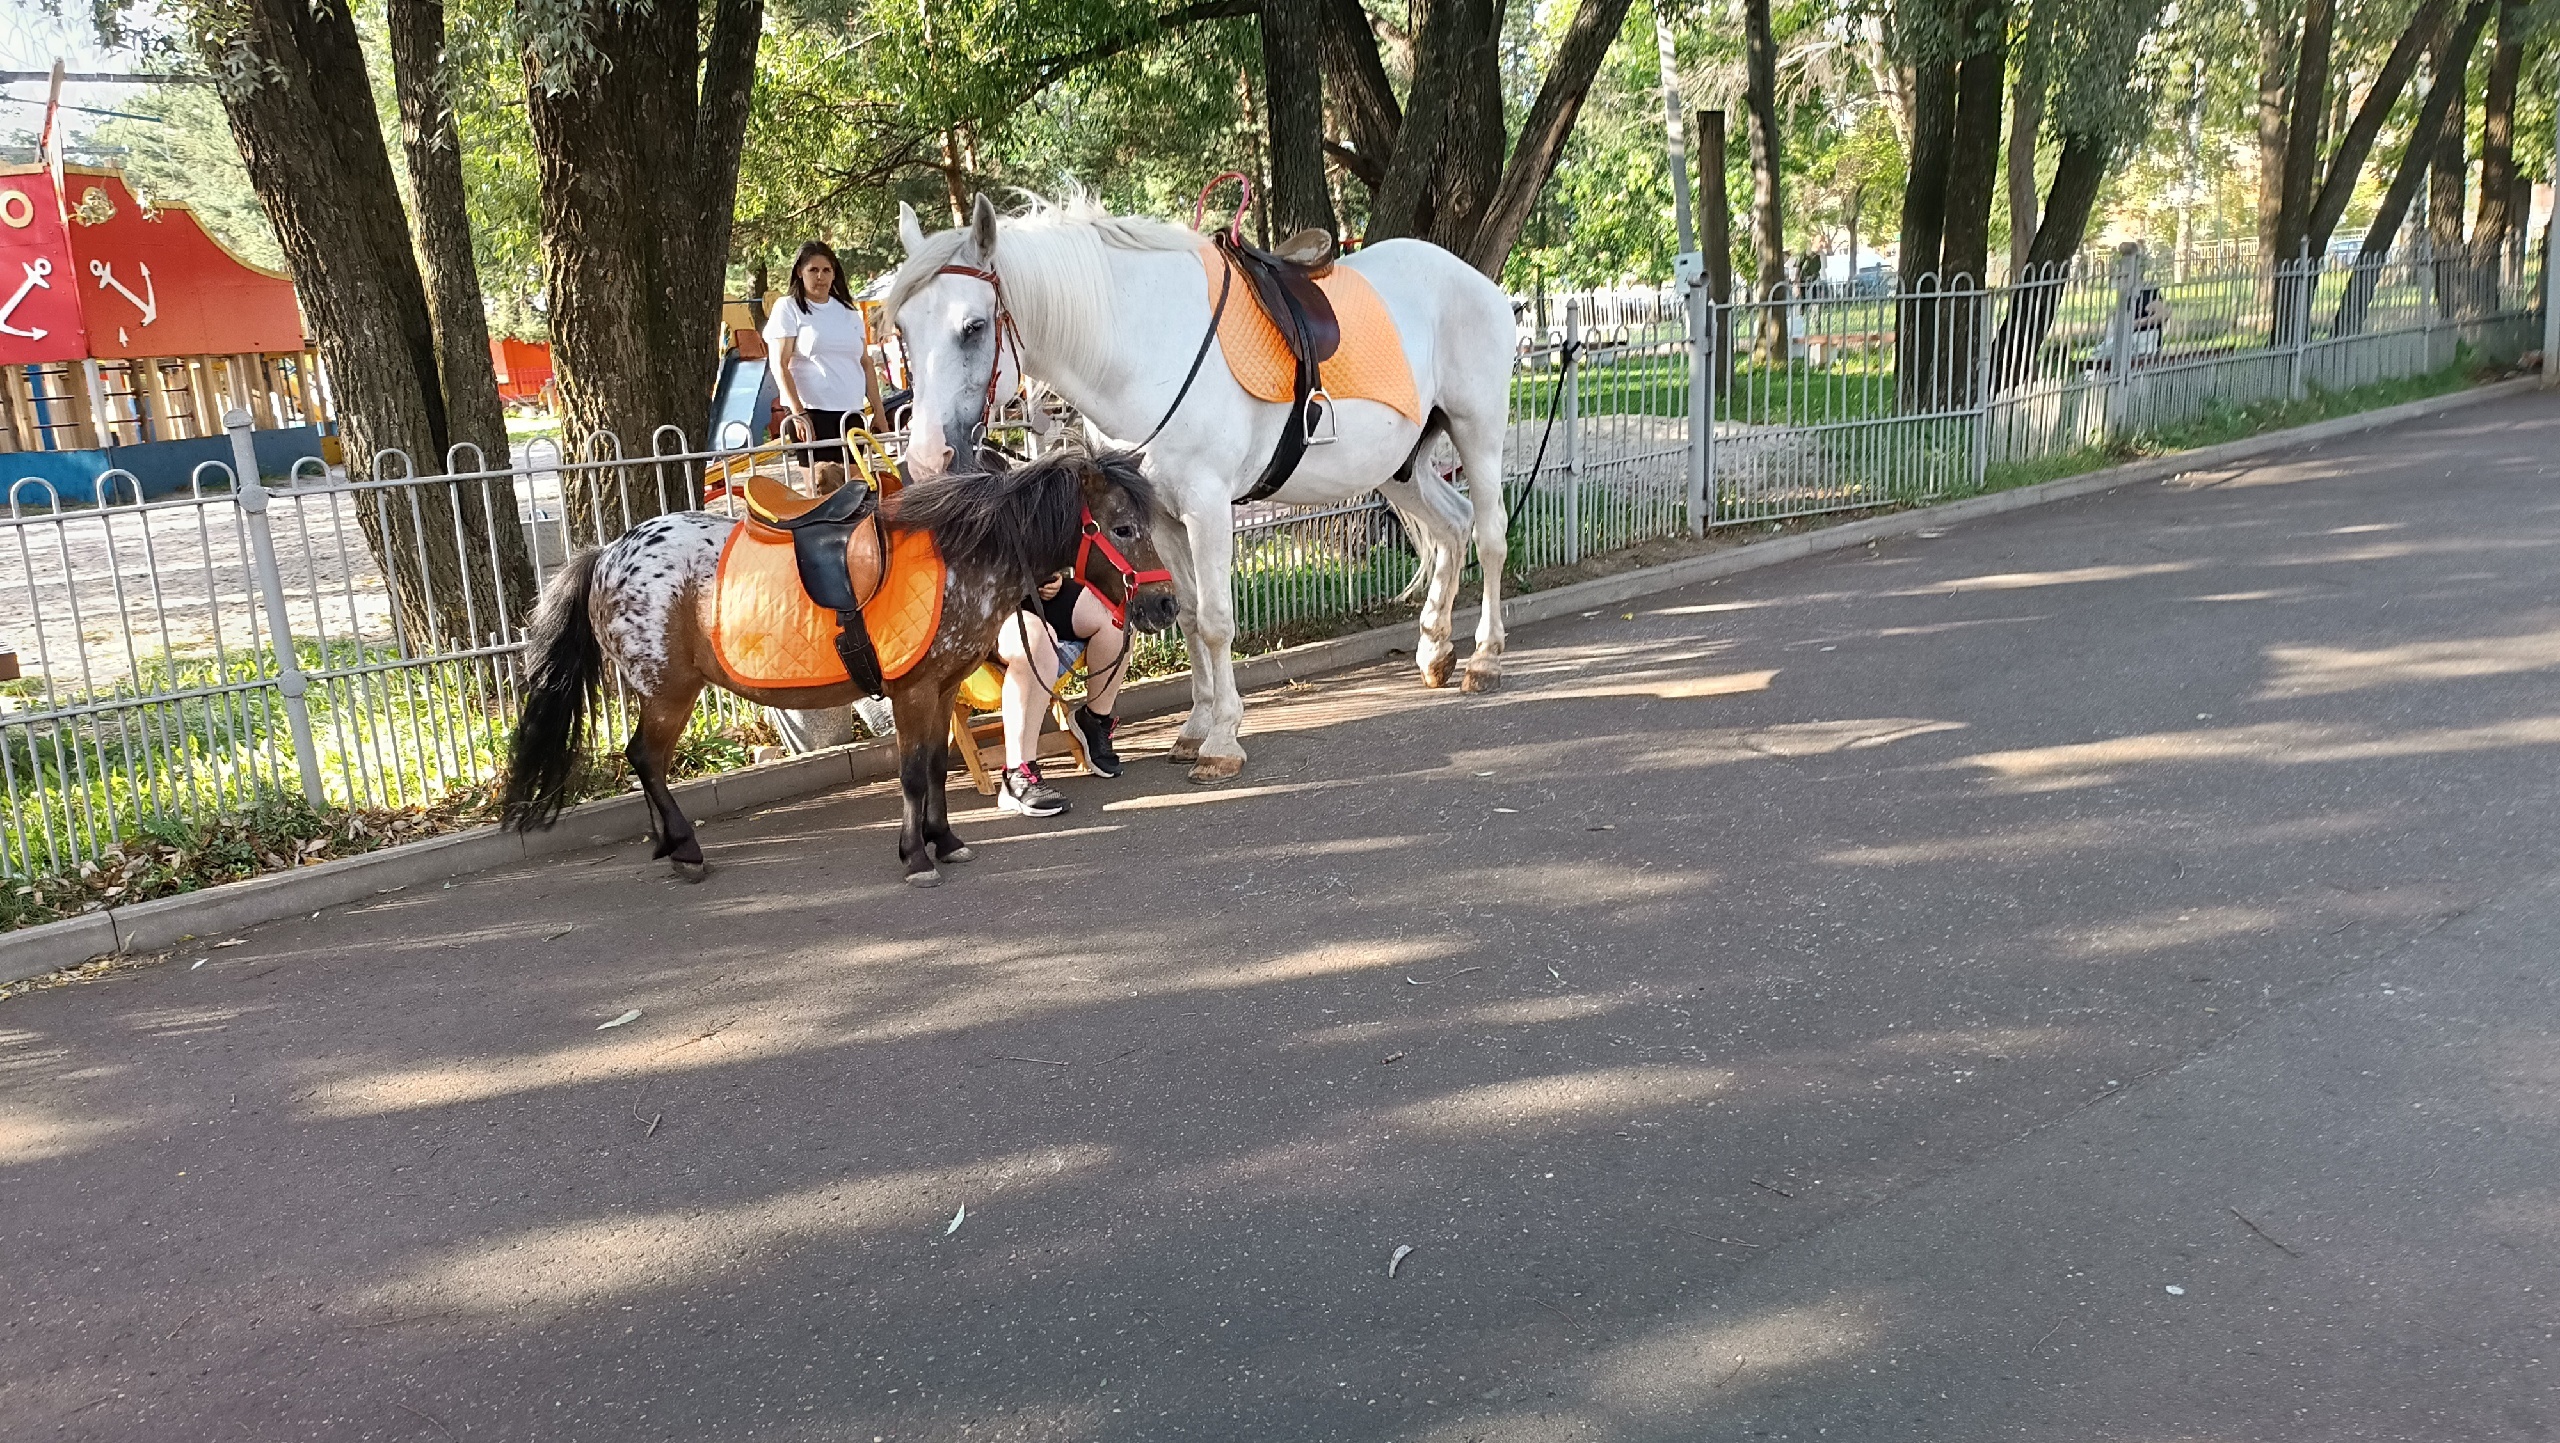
left=706, top=519, right=945, bottom=691
left=1199, top=247, right=1420, bottom=424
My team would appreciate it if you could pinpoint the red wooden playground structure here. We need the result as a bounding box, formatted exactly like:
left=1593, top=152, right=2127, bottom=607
left=0, top=162, right=326, bottom=501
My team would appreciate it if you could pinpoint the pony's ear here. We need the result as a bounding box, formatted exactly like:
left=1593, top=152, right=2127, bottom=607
left=897, top=201, right=927, bottom=256
left=966, top=194, right=1000, bottom=263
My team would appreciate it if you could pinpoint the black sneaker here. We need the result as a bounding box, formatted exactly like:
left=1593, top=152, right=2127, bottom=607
left=1072, top=706, right=1122, bottom=777
left=998, top=762, right=1071, bottom=817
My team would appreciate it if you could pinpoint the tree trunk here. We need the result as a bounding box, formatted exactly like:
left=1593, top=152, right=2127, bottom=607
left=1424, top=0, right=1506, bottom=254
left=1698, top=109, right=1735, bottom=306
left=2257, top=0, right=2298, bottom=270
left=1938, top=5, right=2008, bottom=401
left=1317, top=0, right=1400, bottom=189
left=206, top=0, right=512, bottom=651
left=2335, top=0, right=2494, bottom=335
left=1456, top=0, right=1637, bottom=274
left=2301, top=0, right=2447, bottom=254
left=1743, top=0, right=1787, bottom=359
left=2470, top=0, right=2524, bottom=284
left=2427, top=17, right=2474, bottom=317
left=2270, top=0, right=2334, bottom=293
left=1897, top=54, right=1957, bottom=407
left=1992, top=127, right=2111, bottom=387
left=387, top=0, right=533, bottom=635
left=521, top=0, right=763, bottom=526
left=2006, top=42, right=2044, bottom=279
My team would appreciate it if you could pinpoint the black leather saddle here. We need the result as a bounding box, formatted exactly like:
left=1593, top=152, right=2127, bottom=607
left=1218, top=229, right=1342, bottom=503
left=746, top=476, right=887, bottom=697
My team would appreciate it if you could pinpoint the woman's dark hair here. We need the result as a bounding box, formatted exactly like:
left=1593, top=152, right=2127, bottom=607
left=788, top=241, right=855, bottom=309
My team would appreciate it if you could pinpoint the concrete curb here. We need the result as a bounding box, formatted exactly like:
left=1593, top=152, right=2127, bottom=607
left=3, top=375, right=2544, bottom=986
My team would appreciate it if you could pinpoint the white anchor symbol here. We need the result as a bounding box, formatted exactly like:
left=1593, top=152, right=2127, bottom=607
left=0, top=257, right=53, bottom=341
left=89, top=258, right=157, bottom=325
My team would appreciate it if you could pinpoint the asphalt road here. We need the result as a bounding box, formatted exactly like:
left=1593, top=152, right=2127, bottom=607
left=7, top=392, right=2560, bottom=1442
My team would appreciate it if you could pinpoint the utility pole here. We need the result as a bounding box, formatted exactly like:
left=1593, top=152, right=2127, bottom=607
left=2545, top=57, right=2559, bottom=387
left=1655, top=11, right=1701, bottom=281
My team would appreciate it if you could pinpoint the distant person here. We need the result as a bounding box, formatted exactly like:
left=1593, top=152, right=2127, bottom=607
left=2127, top=282, right=2170, bottom=357
left=764, top=241, right=886, bottom=463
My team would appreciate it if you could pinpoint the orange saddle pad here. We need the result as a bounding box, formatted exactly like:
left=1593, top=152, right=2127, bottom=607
left=1201, top=247, right=1421, bottom=424
left=706, top=522, right=945, bottom=691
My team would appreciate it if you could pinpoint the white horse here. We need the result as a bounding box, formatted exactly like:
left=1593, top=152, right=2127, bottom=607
left=887, top=193, right=1517, bottom=782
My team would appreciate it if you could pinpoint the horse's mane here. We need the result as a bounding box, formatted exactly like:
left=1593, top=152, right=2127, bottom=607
left=883, top=190, right=1201, bottom=380
left=884, top=445, right=1157, bottom=585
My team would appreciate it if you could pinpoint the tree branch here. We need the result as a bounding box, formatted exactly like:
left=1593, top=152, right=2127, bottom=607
left=2302, top=0, right=2447, bottom=252
left=1029, top=0, right=1261, bottom=90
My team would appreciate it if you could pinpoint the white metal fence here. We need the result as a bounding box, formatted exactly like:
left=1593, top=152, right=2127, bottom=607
left=3, top=239, right=2546, bottom=889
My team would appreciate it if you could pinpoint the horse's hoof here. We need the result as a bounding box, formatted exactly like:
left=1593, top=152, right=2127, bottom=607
left=1168, top=736, right=1203, bottom=764
left=905, top=868, right=944, bottom=888
left=1460, top=664, right=1503, bottom=694
left=671, top=858, right=711, bottom=883
left=1188, top=754, right=1245, bottom=784
left=1421, top=654, right=1456, bottom=688
left=938, top=844, right=975, bottom=863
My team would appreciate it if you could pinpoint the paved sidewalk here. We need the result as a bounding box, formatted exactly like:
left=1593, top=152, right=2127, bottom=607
left=4, top=392, right=2558, bottom=1441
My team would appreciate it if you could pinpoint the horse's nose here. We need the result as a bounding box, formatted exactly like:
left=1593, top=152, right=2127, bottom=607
left=908, top=437, right=953, bottom=478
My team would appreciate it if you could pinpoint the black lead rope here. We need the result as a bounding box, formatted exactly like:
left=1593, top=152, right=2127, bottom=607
left=1511, top=337, right=1582, bottom=511
left=1136, top=262, right=1236, bottom=450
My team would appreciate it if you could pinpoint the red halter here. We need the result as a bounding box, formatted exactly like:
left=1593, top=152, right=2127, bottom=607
left=1073, top=506, right=1173, bottom=630
left=933, top=262, right=1025, bottom=445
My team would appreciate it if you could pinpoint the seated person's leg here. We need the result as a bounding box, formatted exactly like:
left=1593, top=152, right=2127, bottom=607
left=1067, top=587, right=1126, bottom=775
left=994, top=611, right=1061, bottom=770
left=1074, top=588, right=1126, bottom=714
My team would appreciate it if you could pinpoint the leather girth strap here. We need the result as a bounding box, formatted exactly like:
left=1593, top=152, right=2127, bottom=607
left=1218, top=231, right=1340, bottom=505
left=757, top=480, right=888, bottom=697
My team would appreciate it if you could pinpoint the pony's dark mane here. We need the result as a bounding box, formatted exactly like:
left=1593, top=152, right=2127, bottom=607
left=885, top=446, right=1155, bottom=581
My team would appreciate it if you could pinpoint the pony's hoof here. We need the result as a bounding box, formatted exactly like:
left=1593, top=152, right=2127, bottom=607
left=1168, top=736, right=1203, bottom=764
left=905, top=868, right=944, bottom=888
left=1460, top=665, right=1503, bottom=694
left=1421, top=654, right=1456, bottom=688
left=671, top=858, right=711, bottom=883
left=938, top=843, right=975, bottom=863
left=1188, top=754, right=1245, bottom=784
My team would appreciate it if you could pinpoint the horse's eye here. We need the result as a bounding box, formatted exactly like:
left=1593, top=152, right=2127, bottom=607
left=961, top=317, right=988, bottom=340
left=1112, top=524, right=1140, bottom=541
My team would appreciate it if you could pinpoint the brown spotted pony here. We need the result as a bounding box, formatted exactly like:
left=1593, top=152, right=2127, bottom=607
left=499, top=447, right=1178, bottom=886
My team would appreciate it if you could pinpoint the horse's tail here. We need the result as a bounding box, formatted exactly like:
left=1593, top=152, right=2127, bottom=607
left=1383, top=412, right=1460, bottom=604
left=500, top=546, right=606, bottom=832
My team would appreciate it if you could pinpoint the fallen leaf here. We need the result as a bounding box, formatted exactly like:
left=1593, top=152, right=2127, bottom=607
left=1382, top=1052, right=1405, bottom=1064
left=188, top=959, right=207, bottom=970
left=544, top=926, right=573, bottom=942
left=1388, top=1244, right=1414, bottom=1278
left=212, top=940, right=244, bottom=948
left=598, top=1009, right=642, bottom=1030
left=1493, top=807, right=1519, bottom=814
left=946, top=1205, right=967, bottom=1236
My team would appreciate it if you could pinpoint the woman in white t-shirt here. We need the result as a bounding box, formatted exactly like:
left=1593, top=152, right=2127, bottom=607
left=761, top=240, right=885, bottom=464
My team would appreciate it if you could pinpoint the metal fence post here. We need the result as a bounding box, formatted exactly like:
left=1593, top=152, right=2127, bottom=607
left=1562, top=297, right=1582, bottom=564
left=1971, top=280, right=1994, bottom=490
left=2289, top=241, right=2311, bottom=401
left=2106, top=245, right=2140, bottom=440
left=226, top=409, right=326, bottom=807
left=2546, top=83, right=2560, bottom=387
left=1687, top=290, right=1713, bottom=535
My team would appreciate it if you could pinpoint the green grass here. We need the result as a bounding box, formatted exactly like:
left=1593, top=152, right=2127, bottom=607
left=1967, top=354, right=2481, bottom=497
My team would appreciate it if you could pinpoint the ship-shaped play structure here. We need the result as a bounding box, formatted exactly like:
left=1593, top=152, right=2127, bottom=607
left=0, top=162, right=324, bottom=502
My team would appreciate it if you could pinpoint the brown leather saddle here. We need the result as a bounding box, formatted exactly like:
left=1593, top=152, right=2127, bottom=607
left=1218, top=228, right=1342, bottom=503
left=742, top=472, right=888, bottom=695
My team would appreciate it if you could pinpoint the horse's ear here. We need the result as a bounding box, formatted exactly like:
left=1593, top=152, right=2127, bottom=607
left=967, top=194, right=1000, bottom=262
left=897, top=201, right=927, bottom=256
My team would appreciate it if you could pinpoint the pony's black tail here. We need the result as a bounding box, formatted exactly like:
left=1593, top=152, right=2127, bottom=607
left=500, top=546, right=605, bottom=832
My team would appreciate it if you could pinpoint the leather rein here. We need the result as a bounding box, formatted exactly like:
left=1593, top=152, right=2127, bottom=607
left=934, top=262, right=1026, bottom=448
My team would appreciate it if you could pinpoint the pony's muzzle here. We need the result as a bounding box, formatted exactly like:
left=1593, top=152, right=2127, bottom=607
left=1131, top=592, right=1181, bottom=633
